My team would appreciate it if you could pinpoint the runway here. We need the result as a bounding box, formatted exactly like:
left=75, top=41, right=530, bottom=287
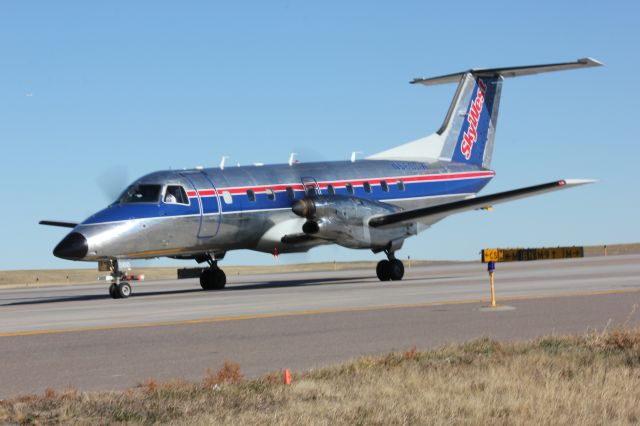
left=1, top=254, right=639, bottom=397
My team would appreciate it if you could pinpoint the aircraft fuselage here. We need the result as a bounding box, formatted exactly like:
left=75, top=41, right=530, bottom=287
left=60, top=159, right=493, bottom=261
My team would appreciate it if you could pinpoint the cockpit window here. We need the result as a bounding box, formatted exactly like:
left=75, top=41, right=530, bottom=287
left=116, top=184, right=162, bottom=204
left=164, top=185, right=189, bottom=205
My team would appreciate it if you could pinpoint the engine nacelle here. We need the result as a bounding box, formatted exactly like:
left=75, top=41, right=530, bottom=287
left=292, top=195, right=416, bottom=249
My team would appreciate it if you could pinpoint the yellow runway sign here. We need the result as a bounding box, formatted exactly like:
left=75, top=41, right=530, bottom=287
left=482, top=247, right=584, bottom=263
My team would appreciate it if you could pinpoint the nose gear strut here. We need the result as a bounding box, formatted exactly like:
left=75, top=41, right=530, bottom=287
left=106, top=260, right=133, bottom=299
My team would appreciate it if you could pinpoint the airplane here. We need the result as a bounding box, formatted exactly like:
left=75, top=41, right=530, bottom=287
left=41, top=58, right=602, bottom=299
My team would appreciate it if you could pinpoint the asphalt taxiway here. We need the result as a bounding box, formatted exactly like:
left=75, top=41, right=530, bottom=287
left=1, top=255, right=639, bottom=397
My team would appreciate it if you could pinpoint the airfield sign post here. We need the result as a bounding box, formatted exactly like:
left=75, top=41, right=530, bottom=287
left=481, top=247, right=584, bottom=308
left=487, top=261, right=496, bottom=307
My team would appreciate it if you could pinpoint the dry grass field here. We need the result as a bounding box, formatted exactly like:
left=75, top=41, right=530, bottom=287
left=2, top=328, right=640, bottom=425
left=583, top=243, right=640, bottom=257
left=1, top=242, right=638, bottom=288
left=0, top=260, right=448, bottom=288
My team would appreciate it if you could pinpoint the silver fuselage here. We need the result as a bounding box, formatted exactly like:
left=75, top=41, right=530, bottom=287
left=60, top=159, right=494, bottom=261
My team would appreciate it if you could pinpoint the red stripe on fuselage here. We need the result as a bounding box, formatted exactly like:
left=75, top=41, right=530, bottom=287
left=186, top=171, right=495, bottom=197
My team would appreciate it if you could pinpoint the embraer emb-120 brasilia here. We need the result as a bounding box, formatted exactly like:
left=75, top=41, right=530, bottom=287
left=42, top=58, right=602, bottom=299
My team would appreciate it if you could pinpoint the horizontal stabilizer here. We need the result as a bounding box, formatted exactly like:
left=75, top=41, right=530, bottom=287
left=411, top=58, right=603, bottom=86
left=39, top=220, right=78, bottom=228
left=369, top=179, right=594, bottom=228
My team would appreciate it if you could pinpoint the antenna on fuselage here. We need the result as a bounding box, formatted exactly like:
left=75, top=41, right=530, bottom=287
left=220, top=156, right=229, bottom=170
left=289, top=153, right=298, bottom=166
left=350, top=151, right=362, bottom=163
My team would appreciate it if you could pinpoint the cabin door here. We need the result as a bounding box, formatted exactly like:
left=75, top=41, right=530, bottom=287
left=180, top=171, right=222, bottom=238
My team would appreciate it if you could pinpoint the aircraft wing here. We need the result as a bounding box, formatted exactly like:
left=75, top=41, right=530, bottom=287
left=368, top=179, right=594, bottom=228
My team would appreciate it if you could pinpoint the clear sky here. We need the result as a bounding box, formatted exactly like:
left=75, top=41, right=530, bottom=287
left=1, top=0, right=637, bottom=270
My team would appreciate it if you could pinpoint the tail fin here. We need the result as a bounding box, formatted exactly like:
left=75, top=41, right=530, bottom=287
left=367, top=58, right=603, bottom=167
left=437, top=74, right=502, bottom=167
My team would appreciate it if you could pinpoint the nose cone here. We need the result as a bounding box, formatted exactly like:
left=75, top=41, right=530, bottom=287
left=53, top=232, right=88, bottom=260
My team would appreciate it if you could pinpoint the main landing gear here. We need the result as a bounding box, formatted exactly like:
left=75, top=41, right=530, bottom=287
left=376, top=250, right=405, bottom=281
left=199, top=254, right=227, bottom=291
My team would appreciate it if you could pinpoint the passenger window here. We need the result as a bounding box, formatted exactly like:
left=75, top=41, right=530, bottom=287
left=327, top=184, right=335, bottom=195
left=397, top=180, right=405, bottom=191
left=286, top=187, right=295, bottom=200
left=266, top=188, right=276, bottom=201
left=346, top=183, right=354, bottom=195
left=380, top=181, right=389, bottom=192
left=222, top=191, right=233, bottom=204
left=247, top=189, right=256, bottom=202
left=363, top=182, right=371, bottom=193
left=164, top=185, right=189, bottom=205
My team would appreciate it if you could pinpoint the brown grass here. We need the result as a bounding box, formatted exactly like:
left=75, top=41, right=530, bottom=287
left=202, top=361, right=244, bottom=386
left=0, top=260, right=450, bottom=287
left=1, top=242, right=638, bottom=288
left=2, top=328, right=640, bottom=425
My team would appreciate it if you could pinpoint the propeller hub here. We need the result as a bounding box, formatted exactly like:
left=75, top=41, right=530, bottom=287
left=292, top=199, right=316, bottom=218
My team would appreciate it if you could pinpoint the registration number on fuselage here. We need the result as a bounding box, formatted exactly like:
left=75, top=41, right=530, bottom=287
left=390, top=161, right=428, bottom=171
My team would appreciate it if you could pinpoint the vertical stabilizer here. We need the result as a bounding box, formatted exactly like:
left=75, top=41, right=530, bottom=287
left=439, top=74, right=502, bottom=167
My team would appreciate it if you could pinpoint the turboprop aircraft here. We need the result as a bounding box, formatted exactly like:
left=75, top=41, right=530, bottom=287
left=41, top=58, right=602, bottom=299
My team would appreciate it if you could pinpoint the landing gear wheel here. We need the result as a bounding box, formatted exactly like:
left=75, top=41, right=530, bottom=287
left=117, top=282, right=131, bottom=299
left=200, top=268, right=227, bottom=290
left=376, top=260, right=391, bottom=281
left=109, top=283, right=119, bottom=299
left=389, top=259, right=405, bottom=281
left=376, top=259, right=404, bottom=281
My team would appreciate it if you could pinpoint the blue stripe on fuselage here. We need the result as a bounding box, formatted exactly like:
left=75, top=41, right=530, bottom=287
left=81, top=175, right=492, bottom=225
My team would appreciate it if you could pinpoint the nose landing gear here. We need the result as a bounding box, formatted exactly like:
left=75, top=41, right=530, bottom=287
left=109, top=281, right=131, bottom=299
left=376, top=250, right=405, bottom=281
left=102, top=260, right=136, bottom=299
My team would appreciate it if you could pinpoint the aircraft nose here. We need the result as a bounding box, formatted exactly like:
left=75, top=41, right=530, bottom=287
left=53, top=232, right=88, bottom=260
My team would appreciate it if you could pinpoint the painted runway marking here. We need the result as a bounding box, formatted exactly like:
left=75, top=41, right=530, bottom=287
left=2, top=288, right=639, bottom=338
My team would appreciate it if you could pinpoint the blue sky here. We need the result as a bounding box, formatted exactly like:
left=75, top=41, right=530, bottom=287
left=1, top=0, right=637, bottom=270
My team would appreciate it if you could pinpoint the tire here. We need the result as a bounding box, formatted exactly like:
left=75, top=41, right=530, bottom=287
left=117, top=282, right=131, bottom=299
left=212, top=269, right=226, bottom=290
left=200, top=269, right=214, bottom=290
left=376, top=260, right=391, bottom=281
left=200, top=269, right=226, bottom=290
left=109, top=283, right=119, bottom=299
left=389, top=259, right=405, bottom=281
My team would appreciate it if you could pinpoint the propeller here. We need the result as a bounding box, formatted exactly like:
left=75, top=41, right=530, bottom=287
left=95, top=164, right=131, bottom=202
left=289, top=146, right=328, bottom=163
